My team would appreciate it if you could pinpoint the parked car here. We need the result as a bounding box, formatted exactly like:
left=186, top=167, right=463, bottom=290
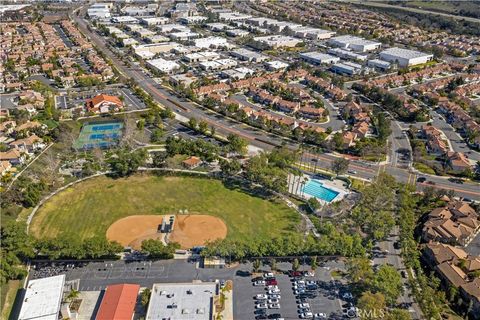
left=256, top=303, right=268, bottom=309
left=255, top=315, right=268, bottom=320
left=416, top=176, right=426, bottom=183
left=268, top=289, right=280, bottom=294
left=252, top=276, right=264, bottom=282
left=269, top=294, right=281, bottom=299
left=269, top=303, right=281, bottom=309
left=266, top=279, right=278, bottom=286
left=298, top=303, right=311, bottom=309
left=300, top=312, right=314, bottom=319
left=255, top=294, right=268, bottom=300
left=254, top=280, right=266, bottom=286
left=342, top=292, right=353, bottom=299
left=314, top=313, right=327, bottom=319
left=264, top=272, right=275, bottom=278
left=268, top=298, right=280, bottom=304
left=266, top=285, right=279, bottom=290
left=268, top=314, right=282, bottom=319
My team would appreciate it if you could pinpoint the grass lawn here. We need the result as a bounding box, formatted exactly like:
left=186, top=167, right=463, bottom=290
left=414, top=162, right=436, bottom=175
left=31, top=174, right=301, bottom=242
left=1, top=280, right=21, bottom=320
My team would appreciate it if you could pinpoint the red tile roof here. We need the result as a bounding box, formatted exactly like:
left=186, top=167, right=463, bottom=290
left=96, top=284, right=140, bottom=320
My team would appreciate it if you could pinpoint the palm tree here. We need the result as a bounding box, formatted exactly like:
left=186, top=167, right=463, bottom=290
left=66, top=289, right=80, bottom=302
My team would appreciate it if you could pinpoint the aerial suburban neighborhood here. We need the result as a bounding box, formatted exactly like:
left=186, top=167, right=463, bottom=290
left=0, top=1, right=479, bottom=320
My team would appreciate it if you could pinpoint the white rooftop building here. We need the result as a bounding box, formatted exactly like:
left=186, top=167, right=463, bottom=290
left=300, top=52, right=340, bottom=65
left=183, top=51, right=220, bottom=63
left=147, top=58, right=180, bottom=74
left=193, top=36, right=228, bottom=48
left=328, top=35, right=381, bottom=52
left=158, top=24, right=190, bottom=34
left=368, top=59, right=392, bottom=70
left=379, top=47, right=434, bottom=67
left=146, top=282, right=218, bottom=320
left=217, top=11, right=252, bottom=22
left=140, top=17, right=170, bottom=26
left=111, top=16, right=138, bottom=24
left=265, top=60, right=289, bottom=70
left=200, top=59, right=237, bottom=71
left=170, top=31, right=200, bottom=41
left=179, top=15, right=208, bottom=25
left=252, top=35, right=302, bottom=49
left=18, top=275, right=65, bottom=320
left=289, top=27, right=335, bottom=40
left=231, top=48, right=268, bottom=62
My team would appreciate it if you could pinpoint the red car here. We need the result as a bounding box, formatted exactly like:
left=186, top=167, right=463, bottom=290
left=289, top=271, right=302, bottom=277
left=266, top=279, right=278, bottom=286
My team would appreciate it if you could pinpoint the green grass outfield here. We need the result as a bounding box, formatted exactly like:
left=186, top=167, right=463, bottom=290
left=31, top=175, right=301, bottom=241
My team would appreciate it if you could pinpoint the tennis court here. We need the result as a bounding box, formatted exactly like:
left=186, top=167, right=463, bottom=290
left=73, top=121, right=123, bottom=150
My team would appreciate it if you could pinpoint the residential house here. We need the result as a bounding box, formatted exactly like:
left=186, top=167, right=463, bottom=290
left=182, top=156, right=202, bottom=169
left=446, top=151, right=472, bottom=173
left=9, top=135, right=44, bottom=154
left=422, top=201, right=480, bottom=246
left=0, top=149, right=26, bottom=165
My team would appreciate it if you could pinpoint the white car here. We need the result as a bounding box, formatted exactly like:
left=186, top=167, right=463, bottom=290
left=299, top=303, right=310, bottom=309
left=296, top=280, right=306, bottom=286
left=305, top=271, right=315, bottom=277
left=268, top=289, right=280, bottom=294
left=269, top=303, right=281, bottom=309
left=269, top=294, right=281, bottom=299
left=294, top=289, right=306, bottom=295
left=256, top=303, right=268, bottom=309
left=314, top=313, right=327, bottom=319
left=267, top=285, right=279, bottom=290
left=300, top=312, right=313, bottom=319
left=268, top=298, right=280, bottom=304
left=255, top=294, right=268, bottom=300
left=306, top=281, right=316, bottom=286
left=264, top=272, right=275, bottom=278
left=254, top=280, right=266, bottom=286
left=342, top=292, right=353, bottom=299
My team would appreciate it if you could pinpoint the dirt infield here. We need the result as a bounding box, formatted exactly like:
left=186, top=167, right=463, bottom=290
left=106, top=214, right=227, bottom=250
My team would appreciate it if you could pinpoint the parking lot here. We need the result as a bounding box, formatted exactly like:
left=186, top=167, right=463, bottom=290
left=29, top=258, right=351, bottom=319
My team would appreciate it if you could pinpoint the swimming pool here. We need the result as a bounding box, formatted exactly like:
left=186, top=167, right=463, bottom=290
left=302, top=179, right=339, bottom=202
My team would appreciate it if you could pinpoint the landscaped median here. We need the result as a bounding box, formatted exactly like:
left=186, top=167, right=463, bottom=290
left=30, top=174, right=301, bottom=244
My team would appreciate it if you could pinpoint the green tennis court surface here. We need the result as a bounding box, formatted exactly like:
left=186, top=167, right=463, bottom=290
left=73, top=121, right=123, bottom=150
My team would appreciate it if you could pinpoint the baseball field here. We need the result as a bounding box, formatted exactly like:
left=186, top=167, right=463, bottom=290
left=31, top=175, right=300, bottom=244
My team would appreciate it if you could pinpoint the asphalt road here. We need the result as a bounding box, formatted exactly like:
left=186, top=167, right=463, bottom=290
left=373, top=226, right=422, bottom=319
left=71, top=9, right=480, bottom=201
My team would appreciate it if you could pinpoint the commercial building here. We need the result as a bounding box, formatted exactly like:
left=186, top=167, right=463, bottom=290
left=289, top=27, right=335, bottom=40
left=179, top=15, right=208, bottom=25
left=328, top=35, right=381, bottom=52
left=170, top=31, right=200, bottom=41
left=146, top=281, right=219, bottom=320
left=200, top=59, right=237, bottom=71
left=140, top=17, right=170, bottom=26
left=220, top=67, right=255, bottom=79
left=367, top=59, right=391, bottom=71
left=183, top=51, right=220, bottom=63
left=146, top=34, right=170, bottom=44
left=193, top=36, right=228, bottom=48
left=265, top=60, right=289, bottom=71
left=18, top=275, right=65, bottom=320
left=147, top=58, right=181, bottom=74
left=379, top=47, right=434, bottom=67
left=96, top=284, right=140, bottom=320
left=111, top=16, right=138, bottom=24
left=300, top=52, right=340, bottom=65
left=331, top=62, right=362, bottom=76
left=226, top=29, right=250, bottom=38
left=134, top=42, right=180, bottom=58
left=230, top=48, right=268, bottom=62
left=217, top=11, right=252, bottom=22
left=251, top=35, right=302, bottom=49
left=206, top=23, right=230, bottom=32
left=158, top=24, right=189, bottom=34
left=328, top=48, right=368, bottom=62
left=87, top=4, right=110, bottom=19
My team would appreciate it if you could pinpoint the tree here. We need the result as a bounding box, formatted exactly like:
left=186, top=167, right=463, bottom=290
left=307, top=197, right=321, bottom=212
left=198, top=120, right=208, bottom=134
left=385, top=309, right=411, bottom=320
left=310, top=256, right=318, bottom=271
left=108, top=148, right=147, bottom=177
left=292, top=258, right=300, bottom=271
left=136, top=119, right=145, bottom=130
left=66, top=289, right=80, bottom=302
left=346, top=257, right=374, bottom=286
left=188, top=117, right=198, bottom=130
left=357, top=291, right=386, bottom=320
left=372, top=265, right=403, bottom=306
left=140, top=239, right=179, bottom=259
left=270, top=258, right=277, bottom=272
left=150, top=128, right=164, bottom=143
left=253, top=259, right=261, bottom=272
left=141, top=288, right=151, bottom=308
left=331, top=158, right=350, bottom=176
left=226, top=134, right=248, bottom=156
left=219, top=159, right=241, bottom=176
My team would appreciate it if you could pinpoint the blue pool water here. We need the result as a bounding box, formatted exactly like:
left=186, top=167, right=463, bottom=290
left=302, top=180, right=339, bottom=202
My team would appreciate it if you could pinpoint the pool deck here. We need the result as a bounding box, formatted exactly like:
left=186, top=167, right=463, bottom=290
left=288, top=173, right=349, bottom=205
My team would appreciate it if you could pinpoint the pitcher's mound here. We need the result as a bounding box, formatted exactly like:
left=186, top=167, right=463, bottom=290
left=106, top=214, right=227, bottom=250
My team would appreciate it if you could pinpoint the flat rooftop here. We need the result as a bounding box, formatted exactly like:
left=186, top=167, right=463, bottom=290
left=330, top=35, right=380, bottom=46
left=380, top=47, right=433, bottom=59
left=19, top=275, right=65, bottom=320
left=146, top=282, right=218, bottom=320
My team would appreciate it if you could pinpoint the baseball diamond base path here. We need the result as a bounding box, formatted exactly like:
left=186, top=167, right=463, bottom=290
left=106, top=214, right=227, bottom=250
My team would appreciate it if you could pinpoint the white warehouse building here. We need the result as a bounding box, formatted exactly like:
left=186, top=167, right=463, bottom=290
left=379, top=47, right=434, bottom=67
left=328, top=35, right=381, bottom=52
left=300, top=52, right=340, bottom=65
left=147, top=58, right=180, bottom=74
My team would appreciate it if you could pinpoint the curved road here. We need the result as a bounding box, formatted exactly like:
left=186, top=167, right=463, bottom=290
left=71, top=9, right=480, bottom=201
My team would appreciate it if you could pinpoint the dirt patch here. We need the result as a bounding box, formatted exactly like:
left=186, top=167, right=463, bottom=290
left=106, top=214, right=227, bottom=250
